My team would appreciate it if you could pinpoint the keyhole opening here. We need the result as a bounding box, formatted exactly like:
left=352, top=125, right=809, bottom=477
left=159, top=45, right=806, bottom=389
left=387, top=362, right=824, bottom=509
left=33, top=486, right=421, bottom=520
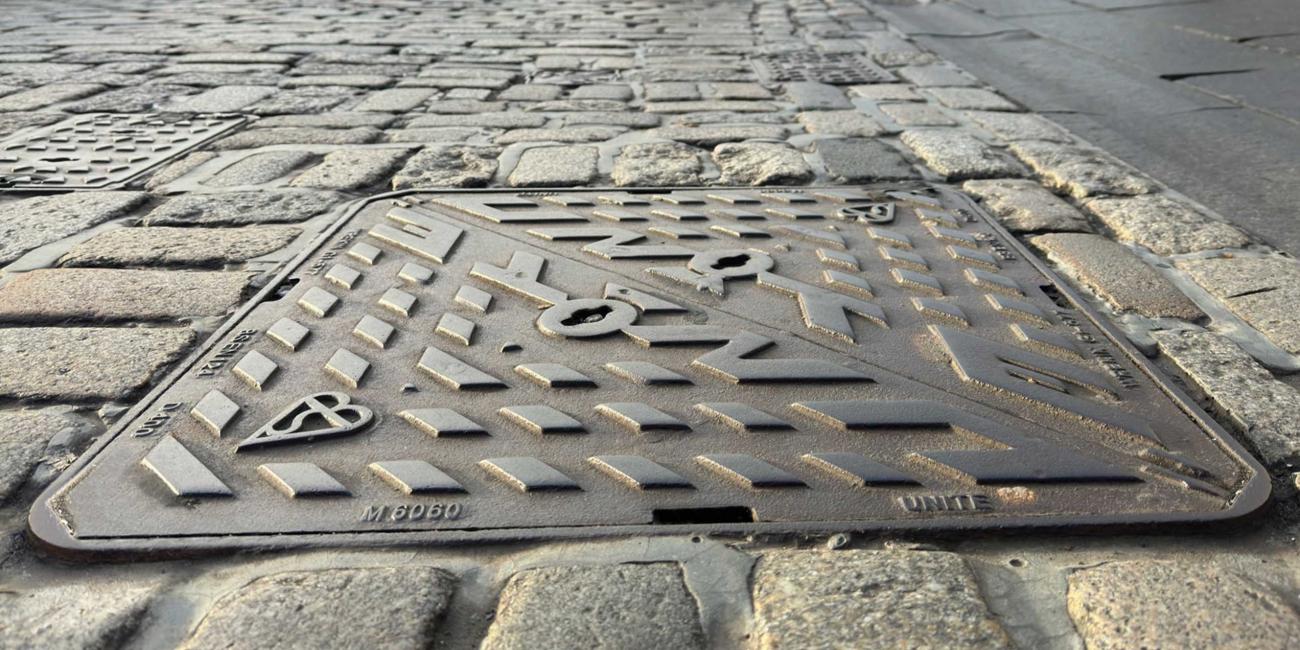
left=561, top=305, right=614, bottom=326
left=710, top=253, right=750, bottom=270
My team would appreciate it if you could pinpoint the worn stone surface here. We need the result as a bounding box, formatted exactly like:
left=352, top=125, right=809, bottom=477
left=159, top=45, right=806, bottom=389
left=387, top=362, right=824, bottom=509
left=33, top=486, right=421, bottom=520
left=211, top=126, right=381, bottom=149
left=1011, top=142, right=1158, bottom=199
left=143, top=190, right=342, bottom=226
left=923, top=87, right=1019, bottom=111
left=782, top=81, right=852, bottom=110
left=0, top=269, right=253, bottom=321
left=205, top=150, right=316, bottom=187
left=1084, top=193, right=1252, bottom=255
left=60, top=226, right=300, bottom=267
left=385, top=127, right=487, bottom=143
left=0, top=192, right=148, bottom=265
left=900, top=130, right=1020, bottom=180
left=0, top=83, right=104, bottom=111
left=0, top=407, right=79, bottom=504
left=508, top=145, right=599, bottom=187
left=1031, top=233, right=1202, bottom=320
left=612, top=141, right=704, bottom=186
left=0, top=582, right=158, bottom=650
left=0, top=327, right=195, bottom=400
left=182, top=568, right=456, bottom=650
left=796, top=110, right=886, bottom=137
left=495, top=125, right=626, bottom=144
left=650, top=124, right=791, bottom=147
left=406, top=112, right=546, bottom=129
left=814, top=138, right=916, bottom=182
left=1177, top=255, right=1300, bottom=353
left=145, top=151, right=219, bottom=189
left=1068, top=561, right=1300, bottom=650
left=392, top=145, right=499, bottom=189
left=290, top=148, right=412, bottom=190
left=962, top=178, right=1091, bottom=233
left=1154, top=329, right=1300, bottom=466
left=482, top=564, right=705, bottom=650
left=713, top=142, right=813, bottom=185
left=965, top=111, right=1071, bottom=143
left=880, top=102, right=957, bottom=126
left=752, top=551, right=1010, bottom=650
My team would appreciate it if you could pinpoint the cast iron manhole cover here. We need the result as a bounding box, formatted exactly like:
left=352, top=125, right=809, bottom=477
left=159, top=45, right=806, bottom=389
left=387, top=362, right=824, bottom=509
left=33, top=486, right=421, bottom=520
left=31, top=186, right=1267, bottom=556
left=0, top=113, right=247, bottom=190
left=753, top=51, right=896, bottom=84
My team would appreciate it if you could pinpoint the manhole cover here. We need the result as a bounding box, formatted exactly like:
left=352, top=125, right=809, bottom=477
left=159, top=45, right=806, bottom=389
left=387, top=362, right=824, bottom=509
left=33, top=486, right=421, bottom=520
left=752, top=51, right=896, bottom=84
left=0, top=113, right=247, bottom=191
left=31, top=186, right=1267, bottom=556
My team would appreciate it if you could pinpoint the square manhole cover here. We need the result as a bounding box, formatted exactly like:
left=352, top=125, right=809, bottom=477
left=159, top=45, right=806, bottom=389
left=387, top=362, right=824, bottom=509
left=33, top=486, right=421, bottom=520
left=0, top=113, right=247, bottom=191
left=31, top=186, right=1267, bottom=556
left=752, top=51, right=896, bottom=84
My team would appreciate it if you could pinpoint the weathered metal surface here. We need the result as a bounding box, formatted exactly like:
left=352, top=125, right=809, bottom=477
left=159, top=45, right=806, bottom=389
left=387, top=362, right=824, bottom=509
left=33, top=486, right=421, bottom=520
left=30, top=185, right=1267, bottom=556
left=0, top=113, right=247, bottom=190
left=752, top=51, right=895, bottom=84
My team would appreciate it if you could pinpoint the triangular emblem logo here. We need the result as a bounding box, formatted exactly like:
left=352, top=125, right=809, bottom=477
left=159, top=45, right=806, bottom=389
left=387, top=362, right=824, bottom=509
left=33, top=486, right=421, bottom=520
left=237, top=392, right=374, bottom=451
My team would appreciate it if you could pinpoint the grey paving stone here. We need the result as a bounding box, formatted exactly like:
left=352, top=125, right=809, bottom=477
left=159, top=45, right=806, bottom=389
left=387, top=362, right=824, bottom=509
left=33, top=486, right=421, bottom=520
left=181, top=568, right=456, bottom=650
left=498, top=83, right=565, bottom=101
left=1176, top=255, right=1300, bottom=354
left=645, top=100, right=777, bottom=113
left=143, top=190, right=342, bottom=226
left=612, top=142, right=704, bottom=186
left=281, top=74, right=391, bottom=88
left=255, top=113, right=396, bottom=128
left=392, top=145, right=499, bottom=189
left=353, top=87, right=435, bottom=112
left=525, top=99, right=628, bottom=113
left=62, top=84, right=198, bottom=112
left=962, top=178, right=1091, bottom=233
left=849, top=84, right=924, bottom=102
left=0, top=268, right=253, bottom=322
left=205, top=151, right=317, bottom=187
left=425, top=99, right=506, bottom=114
left=752, top=551, right=1010, bottom=650
left=1153, top=329, right=1300, bottom=467
left=923, top=87, right=1019, bottom=111
left=0, top=112, right=63, bottom=138
left=0, top=191, right=147, bottom=266
left=0, top=83, right=104, bottom=111
left=704, top=82, right=771, bottom=100
left=145, top=151, right=219, bottom=189
left=644, top=82, right=700, bottom=101
left=796, top=110, right=886, bottom=137
left=1083, top=193, right=1252, bottom=255
left=291, top=148, right=412, bottom=191
left=898, top=64, right=979, bottom=87
left=1010, top=141, right=1158, bottom=199
left=782, top=81, right=852, bottom=110
left=1068, top=561, right=1300, bottom=650
left=246, top=87, right=358, bottom=115
left=880, top=102, right=958, bottom=127
left=0, top=582, right=158, bottom=650
left=814, top=138, right=917, bottom=182
left=1031, top=233, right=1202, bottom=320
left=649, top=124, right=792, bottom=147
left=482, top=564, right=705, bottom=650
left=0, top=327, right=195, bottom=401
left=162, top=84, right=276, bottom=112
left=211, top=126, right=381, bottom=149
left=964, top=110, right=1072, bottom=143
left=386, top=127, right=489, bottom=143
left=0, top=407, right=79, bottom=504
left=495, top=125, right=626, bottom=144
left=900, top=130, right=1021, bottom=180
left=509, top=145, right=599, bottom=187
left=406, top=113, right=546, bottom=128
left=60, top=226, right=300, bottom=268
left=714, top=142, right=814, bottom=186
left=557, top=112, right=661, bottom=128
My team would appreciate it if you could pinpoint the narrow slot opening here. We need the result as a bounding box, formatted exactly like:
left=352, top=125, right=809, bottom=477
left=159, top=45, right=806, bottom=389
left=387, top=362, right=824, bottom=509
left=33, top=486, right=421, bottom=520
left=652, top=506, right=756, bottom=525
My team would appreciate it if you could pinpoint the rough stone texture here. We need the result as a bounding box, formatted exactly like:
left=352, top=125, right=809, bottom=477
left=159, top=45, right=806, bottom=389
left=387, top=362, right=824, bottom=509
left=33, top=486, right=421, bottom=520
left=182, top=568, right=456, bottom=650
left=407, top=112, right=546, bottom=128
left=0, top=582, right=158, bottom=650
left=650, top=124, right=791, bottom=147
left=1067, top=561, right=1300, bottom=650
left=0, top=192, right=148, bottom=265
left=1031, top=233, right=1203, bottom=320
left=385, top=127, right=487, bottom=143
left=146, top=151, right=219, bottom=189
left=900, top=130, right=1020, bottom=180
left=163, top=84, right=276, bottom=112
left=392, top=145, right=499, bottom=189
left=923, top=87, right=1019, bottom=111
left=0, top=269, right=253, bottom=321
left=964, top=111, right=1071, bottom=143
left=60, top=226, right=300, bottom=268
left=256, top=113, right=395, bottom=128
left=508, top=145, right=599, bottom=187
left=482, top=564, right=705, bottom=650
left=814, top=138, right=916, bottom=182
left=495, top=125, right=626, bottom=144
left=880, top=103, right=957, bottom=127
left=782, top=81, right=852, bottom=110
left=143, top=190, right=342, bottom=226
left=0, top=327, right=195, bottom=400
left=0, top=83, right=104, bottom=111
left=1011, top=142, right=1158, bottom=199
left=713, top=142, right=813, bottom=186
left=1084, top=193, right=1253, bottom=256
left=0, top=407, right=79, bottom=504
left=962, top=178, right=1091, bottom=233
left=290, top=148, right=412, bottom=190
left=204, top=150, right=316, bottom=187
left=752, top=551, right=1010, bottom=650
left=211, top=126, right=381, bottom=149
left=1177, top=255, right=1300, bottom=353
left=612, top=142, right=704, bottom=186
left=796, top=110, right=886, bottom=137
left=849, top=83, right=923, bottom=102
left=1154, top=329, right=1300, bottom=467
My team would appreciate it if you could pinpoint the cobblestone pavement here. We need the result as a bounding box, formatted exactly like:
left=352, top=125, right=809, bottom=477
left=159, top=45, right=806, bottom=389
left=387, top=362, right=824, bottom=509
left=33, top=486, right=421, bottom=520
left=2, top=1, right=1300, bottom=648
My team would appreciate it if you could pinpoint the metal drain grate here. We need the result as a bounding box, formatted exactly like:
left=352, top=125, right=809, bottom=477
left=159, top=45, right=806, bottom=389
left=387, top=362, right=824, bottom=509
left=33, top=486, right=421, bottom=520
left=752, top=51, right=896, bottom=84
left=0, top=113, right=247, bottom=191
left=30, top=186, right=1267, bottom=556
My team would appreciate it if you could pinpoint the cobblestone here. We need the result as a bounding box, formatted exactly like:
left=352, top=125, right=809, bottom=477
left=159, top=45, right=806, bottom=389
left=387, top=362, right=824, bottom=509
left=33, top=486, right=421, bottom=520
left=0, top=192, right=148, bottom=265
left=814, top=137, right=916, bottom=182
left=255, top=113, right=395, bottom=128
left=0, top=83, right=104, bottom=111
left=205, top=151, right=316, bottom=187
left=163, top=84, right=275, bottom=112
left=1031, top=233, right=1202, bottom=320
left=612, top=141, right=704, bottom=186
left=1068, top=561, right=1300, bottom=650
left=406, top=112, right=546, bottom=129
left=0, top=327, right=194, bottom=400
left=495, top=125, right=626, bottom=144
left=211, top=126, right=381, bottom=149
left=923, top=87, right=1019, bottom=111
left=386, top=127, right=488, bottom=143
left=962, top=179, right=1091, bottom=233
left=1154, top=329, right=1300, bottom=467
left=290, top=148, right=412, bottom=190
left=392, top=144, right=499, bottom=189
left=143, top=190, right=342, bottom=226
left=1176, top=255, right=1300, bottom=353
left=482, top=564, right=705, bottom=650
left=714, top=141, right=813, bottom=185
left=796, top=110, right=886, bottom=137
left=0, top=407, right=79, bottom=504
left=1084, top=193, right=1252, bottom=255
left=0, top=582, right=158, bottom=650
left=353, top=87, right=434, bottom=112
left=964, top=111, right=1072, bottom=143
left=60, top=226, right=300, bottom=268
left=782, top=81, right=852, bottom=110
left=145, top=151, right=218, bottom=189
left=649, top=124, right=791, bottom=147
left=880, top=103, right=958, bottom=127
left=900, top=130, right=1020, bottom=180
left=752, top=551, right=1010, bottom=650
left=1011, top=142, right=1158, bottom=199
left=0, top=269, right=252, bottom=322
left=182, top=568, right=456, bottom=650
left=508, top=145, right=599, bottom=187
